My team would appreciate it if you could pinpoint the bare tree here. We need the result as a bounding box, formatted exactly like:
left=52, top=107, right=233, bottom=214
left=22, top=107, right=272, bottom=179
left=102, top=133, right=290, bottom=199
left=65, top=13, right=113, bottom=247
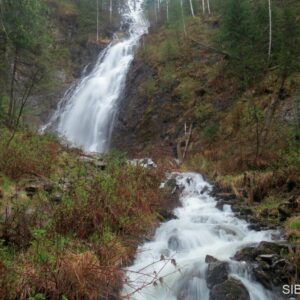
left=180, top=0, right=187, bottom=36
left=201, top=0, right=206, bottom=14
left=207, top=0, right=211, bottom=14
left=96, top=0, right=99, bottom=41
left=189, top=0, right=195, bottom=17
left=166, top=0, right=169, bottom=21
left=268, top=0, right=272, bottom=63
left=110, top=0, right=112, bottom=23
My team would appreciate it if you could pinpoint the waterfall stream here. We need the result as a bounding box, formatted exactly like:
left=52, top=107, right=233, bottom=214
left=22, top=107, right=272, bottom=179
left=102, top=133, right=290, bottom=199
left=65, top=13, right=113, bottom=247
left=40, top=2, right=287, bottom=299
left=41, top=0, right=148, bottom=153
left=123, top=173, right=281, bottom=300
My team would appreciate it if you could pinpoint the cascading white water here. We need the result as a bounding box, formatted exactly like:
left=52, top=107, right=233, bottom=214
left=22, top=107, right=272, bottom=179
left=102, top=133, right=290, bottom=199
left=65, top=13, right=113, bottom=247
left=123, top=173, right=280, bottom=300
left=42, top=0, right=148, bottom=153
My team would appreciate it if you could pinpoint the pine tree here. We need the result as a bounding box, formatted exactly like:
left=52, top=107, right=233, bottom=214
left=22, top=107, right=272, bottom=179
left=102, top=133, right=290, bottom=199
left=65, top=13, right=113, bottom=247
left=217, top=0, right=266, bottom=87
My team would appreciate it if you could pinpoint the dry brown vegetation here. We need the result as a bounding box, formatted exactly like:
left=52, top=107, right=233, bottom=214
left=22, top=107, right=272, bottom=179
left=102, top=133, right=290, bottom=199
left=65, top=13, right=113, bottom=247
left=0, top=129, right=177, bottom=300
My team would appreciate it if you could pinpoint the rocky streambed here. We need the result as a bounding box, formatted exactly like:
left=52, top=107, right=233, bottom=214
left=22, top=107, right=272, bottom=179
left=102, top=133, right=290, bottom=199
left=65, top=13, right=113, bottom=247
left=123, top=172, right=299, bottom=300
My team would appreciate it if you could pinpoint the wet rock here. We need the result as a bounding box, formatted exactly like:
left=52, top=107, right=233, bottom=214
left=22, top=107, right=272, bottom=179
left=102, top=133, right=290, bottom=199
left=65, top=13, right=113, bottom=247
left=214, top=225, right=238, bottom=237
left=201, top=186, right=209, bottom=194
left=234, top=242, right=293, bottom=289
left=24, top=186, right=37, bottom=197
left=258, top=242, right=289, bottom=256
left=168, top=235, right=181, bottom=251
left=24, top=181, right=46, bottom=197
left=260, top=208, right=269, bottom=218
left=210, top=278, right=250, bottom=300
left=58, top=178, right=72, bottom=192
left=51, top=193, right=62, bottom=203
left=159, top=210, right=178, bottom=221
left=216, top=201, right=225, bottom=210
left=93, top=160, right=106, bottom=170
left=247, top=220, right=273, bottom=231
left=288, top=196, right=300, bottom=210
left=43, top=182, right=54, bottom=193
left=278, top=203, right=292, bottom=221
left=186, top=177, right=192, bottom=185
left=257, top=254, right=277, bottom=263
left=286, top=179, right=296, bottom=192
left=129, top=158, right=157, bottom=168
left=252, top=256, right=295, bottom=289
left=164, top=177, right=178, bottom=194
left=234, top=242, right=289, bottom=262
left=234, top=246, right=259, bottom=261
left=205, top=255, right=218, bottom=263
left=252, top=266, right=273, bottom=289
left=239, top=206, right=254, bottom=217
left=215, top=193, right=236, bottom=201
left=206, top=260, right=229, bottom=289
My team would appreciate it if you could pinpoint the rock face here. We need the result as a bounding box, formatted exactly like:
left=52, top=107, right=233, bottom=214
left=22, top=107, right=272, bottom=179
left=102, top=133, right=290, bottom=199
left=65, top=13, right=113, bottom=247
left=111, top=57, right=180, bottom=155
left=111, top=58, right=156, bottom=152
left=27, top=41, right=107, bottom=130
left=210, top=278, right=250, bottom=300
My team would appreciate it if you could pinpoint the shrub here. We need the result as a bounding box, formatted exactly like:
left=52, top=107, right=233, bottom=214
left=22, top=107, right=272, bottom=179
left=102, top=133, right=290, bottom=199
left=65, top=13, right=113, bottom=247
left=0, top=129, right=59, bottom=180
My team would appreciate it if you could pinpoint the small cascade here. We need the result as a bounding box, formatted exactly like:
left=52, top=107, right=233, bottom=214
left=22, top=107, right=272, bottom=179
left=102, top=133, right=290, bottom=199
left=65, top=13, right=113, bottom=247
left=123, top=172, right=281, bottom=300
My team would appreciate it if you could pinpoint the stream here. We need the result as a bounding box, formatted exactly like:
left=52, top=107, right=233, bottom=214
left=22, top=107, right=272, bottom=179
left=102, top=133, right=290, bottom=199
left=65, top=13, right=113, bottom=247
left=40, top=1, right=289, bottom=299
left=123, top=173, right=281, bottom=299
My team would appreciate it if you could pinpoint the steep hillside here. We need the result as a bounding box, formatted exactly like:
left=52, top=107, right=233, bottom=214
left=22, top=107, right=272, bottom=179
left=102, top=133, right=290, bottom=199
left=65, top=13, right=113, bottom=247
left=112, top=13, right=300, bottom=241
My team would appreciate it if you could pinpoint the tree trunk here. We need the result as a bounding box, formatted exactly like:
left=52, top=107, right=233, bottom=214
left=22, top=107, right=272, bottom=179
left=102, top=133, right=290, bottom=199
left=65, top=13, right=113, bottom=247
left=96, top=0, right=99, bottom=41
left=109, top=0, right=112, bottom=23
left=268, top=0, right=272, bottom=63
left=7, top=71, right=39, bottom=147
left=166, top=0, right=169, bottom=21
left=201, top=0, right=206, bottom=14
left=180, top=0, right=187, bottom=36
left=8, top=47, right=18, bottom=127
left=206, top=0, right=211, bottom=14
left=189, top=0, right=195, bottom=17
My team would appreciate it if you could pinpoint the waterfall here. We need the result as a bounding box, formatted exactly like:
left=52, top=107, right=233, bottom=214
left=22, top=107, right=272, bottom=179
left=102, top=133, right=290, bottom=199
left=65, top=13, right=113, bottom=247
left=41, top=0, right=148, bottom=153
left=123, top=173, right=280, bottom=300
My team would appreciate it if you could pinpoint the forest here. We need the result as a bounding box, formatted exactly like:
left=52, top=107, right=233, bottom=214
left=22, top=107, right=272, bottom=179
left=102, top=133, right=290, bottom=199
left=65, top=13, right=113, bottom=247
left=0, top=0, right=299, bottom=299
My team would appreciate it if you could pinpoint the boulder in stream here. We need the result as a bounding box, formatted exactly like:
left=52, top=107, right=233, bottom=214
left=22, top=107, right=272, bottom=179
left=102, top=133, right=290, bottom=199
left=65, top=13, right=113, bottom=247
left=206, top=260, right=229, bottom=289
left=233, top=241, right=295, bottom=290
left=210, top=278, right=250, bottom=300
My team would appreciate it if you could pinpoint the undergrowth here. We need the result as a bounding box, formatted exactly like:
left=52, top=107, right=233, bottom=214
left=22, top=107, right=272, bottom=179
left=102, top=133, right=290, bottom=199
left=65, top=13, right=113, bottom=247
left=0, top=130, right=170, bottom=300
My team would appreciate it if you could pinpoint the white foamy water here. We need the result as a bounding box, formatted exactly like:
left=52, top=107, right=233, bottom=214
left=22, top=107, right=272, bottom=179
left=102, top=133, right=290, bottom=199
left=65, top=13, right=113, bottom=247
left=42, top=0, right=148, bottom=153
left=123, top=172, right=280, bottom=300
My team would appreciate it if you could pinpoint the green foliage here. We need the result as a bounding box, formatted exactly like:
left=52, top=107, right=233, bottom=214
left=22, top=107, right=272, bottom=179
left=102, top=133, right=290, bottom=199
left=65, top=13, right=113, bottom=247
left=290, top=219, right=300, bottom=230
left=160, top=63, right=176, bottom=92
left=217, top=0, right=300, bottom=87
left=203, top=122, right=219, bottom=141
left=142, top=78, right=157, bottom=96
left=0, top=136, right=167, bottom=299
left=176, top=77, right=198, bottom=100
left=1, top=0, right=51, bottom=51
left=195, top=103, right=215, bottom=123
left=217, top=0, right=266, bottom=86
left=159, top=37, right=180, bottom=61
left=0, top=128, right=59, bottom=179
left=28, top=293, right=46, bottom=300
left=272, top=3, right=300, bottom=80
